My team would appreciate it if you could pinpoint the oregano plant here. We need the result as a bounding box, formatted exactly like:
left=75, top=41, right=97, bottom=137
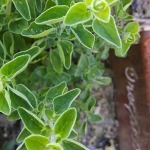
left=0, top=0, right=139, bottom=149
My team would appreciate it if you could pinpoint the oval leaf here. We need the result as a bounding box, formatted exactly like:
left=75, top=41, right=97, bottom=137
left=35, top=5, right=69, bottom=25
left=17, top=84, right=37, bottom=108
left=14, top=46, right=41, bottom=61
left=12, top=0, right=31, bottom=21
left=46, top=143, right=63, bottom=150
left=45, top=81, right=67, bottom=102
left=0, top=90, right=11, bottom=115
left=18, top=107, right=45, bottom=134
left=9, top=87, right=33, bottom=110
left=57, top=40, right=73, bottom=69
left=54, top=108, right=77, bottom=139
left=62, top=139, right=89, bottom=150
left=0, top=55, right=30, bottom=79
left=71, top=25, right=95, bottom=49
left=50, top=50, right=63, bottom=74
left=22, top=22, right=55, bottom=38
left=9, top=18, right=28, bottom=34
left=25, top=135, right=49, bottom=150
left=53, top=88, right=80, bottom=114
left=64, top=2, right=92, bottom=26
left=92, top=16, right=121, bottom=48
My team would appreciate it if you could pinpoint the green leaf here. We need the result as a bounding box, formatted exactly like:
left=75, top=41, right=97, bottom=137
left=92, top=16, right=121, bottom=48
left=93, top=76, right=111, bottom=85
left=71, top=25, right=95, bottom=49
left=44, top=0, right=56, bottom=10
left=64, top=2, right=92, bottom=26
left=57, top=40, right=73, bottom=69
left=25, top=135, right=49, bottom=150
left=45, top=109, right=53, bottom=120
left=105, top=0, right=118, bottom=5
left=53, top=88, right=80, bottom=114
left=17, top=128, right=31, bottom=142
left=26, top=0, right=36, bottom=19
left=8, top=19, right=28, bottom=34
left=62, top=139, right=89, bottom=150
left=54, top=108, right=77, bottom=139
left=17, top=143, right=27, bottom=150
left=57, top=0, right=72, bottom=6
left=45, top=81, right=67, bottom=102
left=75, top=54, right=89, bottom=77
left=12, top=0, right=31, bottom=21
left=68, top=130, right=78, bottom=139
left=14, top=46, right=41, bottom=61
left=18, top=107, right=45, bottom=134
left=0, top=81, right=3, bottom=92
left=92, top=0, right=110, bottom=23
left=35, top=5, right=69, bottom=25
left=46, top=143, right=63, bottom=150
left=17, top=84, right=37, bottom=108
left=35, top=0, right=42, bottom=12
left=9, top=87, right=33, bottom=110
left=88, top=112, right=102, bottom=123
left=50, top=50, right=63, bottom=74
left=0, top=55, right=30, bottom=79
left=86, top=96, right=96, bottom=111
left=0, top=41, right=5, bottom=59
left=124, top=22, right=139, bottom=34
left=85, top=0, right=92, bottom=5
left=0, top=90, right=11, bottom=115
left=8, top=110, right=20, bottom=121
left=3, top=31, right=14, bottom=55
left=22, top=22, right=55, bottom=38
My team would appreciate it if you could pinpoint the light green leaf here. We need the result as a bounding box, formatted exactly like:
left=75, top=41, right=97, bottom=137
left=92, top=0, right=110, bottom=23
left=17, top=128, right=31, bottom=142
left=92, top=16, right=122, bottom=48
left=22, top=22, right=55, bottom=38
left=105, top=0, right=118, bottom=5
left=45, top=81, right=67, bottom=102
left=14, top=46, right=41, bottom=61
left=9, top=87, right=33, bottom=110
left=53, top=88, right=80, bottom=114
left=46, top=143, right=63, bottom=150
left=57, top=40, right=73, bottom=69
left=0, top=55, right=30, bottom=79
left=71, top=25, right=95, bottom=49
left=64, top=2, right=92, bottom=26
left=35, top=5, right=69, bottom=25
left=85, top=0, right=92, bottom=5
left=25, top=135, right=49, bottom=150
left=0, top=90, right=11, bottom=115
left=9, top=19, right=28, bottom=34
left=0, top=81, right=3, bottom=92
left=17, top=84, right=37, bottom=108
left=17, top=143, right=27, bottom=150
left=12, top=0, right=31, bottom=21
left=54, top=108, right=77, bottom=139
left=45, top=109, right=53, bottom=120
left=124, top=22, right=139, bottom=34
left=18, top=107, right=45, bottom=134
left=50, top=50, right=63, bottom=74
left=62, top=139, right=89, bottom=150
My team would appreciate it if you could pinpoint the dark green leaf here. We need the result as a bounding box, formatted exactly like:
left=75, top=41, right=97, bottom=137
left=12, top=0, right=31, bottom=21
left=17, top=128, right=31, bottom=142
left=18, top=107, right=45, bottom=134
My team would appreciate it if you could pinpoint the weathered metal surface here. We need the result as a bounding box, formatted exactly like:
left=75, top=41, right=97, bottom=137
left=109, top=31, right=150, bottom=150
